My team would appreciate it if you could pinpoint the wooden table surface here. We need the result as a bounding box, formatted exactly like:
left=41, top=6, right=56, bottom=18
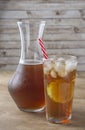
left=0, top=71, right=85, bottom=130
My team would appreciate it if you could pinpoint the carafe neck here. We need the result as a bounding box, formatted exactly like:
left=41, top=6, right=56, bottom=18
left=17, top=21, right=45, bottom=64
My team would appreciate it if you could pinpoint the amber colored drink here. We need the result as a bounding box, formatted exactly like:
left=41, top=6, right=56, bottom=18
left=8, top=60, right=45, bottom=112
left=43, top=56, right=77, bottom=123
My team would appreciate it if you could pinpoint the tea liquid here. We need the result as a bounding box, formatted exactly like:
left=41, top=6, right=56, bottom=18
left=8, top=60, right=45, bottom=112
left=44, top=70, right=76, bottom=123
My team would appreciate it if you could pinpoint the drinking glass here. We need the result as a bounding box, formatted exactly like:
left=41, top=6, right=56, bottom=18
left=43, top=55, right=77, bottom=124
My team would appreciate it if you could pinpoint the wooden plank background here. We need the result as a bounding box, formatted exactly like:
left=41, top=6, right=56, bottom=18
left=0, top=0, right=85, bottom=71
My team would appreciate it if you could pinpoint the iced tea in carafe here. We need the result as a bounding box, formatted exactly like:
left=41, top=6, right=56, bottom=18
left=8, top=21, right=45, bottom=112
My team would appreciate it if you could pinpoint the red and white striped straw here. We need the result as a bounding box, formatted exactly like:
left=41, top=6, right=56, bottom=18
left=38, top=38, right=48, bottom=59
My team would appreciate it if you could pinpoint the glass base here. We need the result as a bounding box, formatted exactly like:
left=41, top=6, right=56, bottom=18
left=19, top=106, right=45, bottom=113
left=47, top=114, right=72, bottom=124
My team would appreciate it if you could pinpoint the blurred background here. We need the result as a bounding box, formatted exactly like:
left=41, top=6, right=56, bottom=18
left=0, top=0, right=85, bottom=72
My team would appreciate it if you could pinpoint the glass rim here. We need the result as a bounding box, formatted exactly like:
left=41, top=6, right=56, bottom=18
left=17, top=20, right=46, bottom=25
left=43, top=54, right=77, bottom=63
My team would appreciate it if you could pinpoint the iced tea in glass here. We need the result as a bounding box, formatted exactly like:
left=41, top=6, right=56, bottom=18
left=43, top=55, right=77, bottom=124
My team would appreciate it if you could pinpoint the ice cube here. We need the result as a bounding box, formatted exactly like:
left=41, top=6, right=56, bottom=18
left=58, top=70, right=67, bottom=77
left=66, top=60, right=77, bottom=72
left=56, top=61, right=67, bottom=77
left=53, top=58, right=65, bottom=72
left=56, top=59, right=65, bottom=71
left=50, top=70, right=57, bottom=78
left=45, top=61, right=53, bottom=71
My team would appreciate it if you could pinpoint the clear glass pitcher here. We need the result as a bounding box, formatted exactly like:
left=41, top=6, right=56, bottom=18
left=8, top=20, right=46, bottom=112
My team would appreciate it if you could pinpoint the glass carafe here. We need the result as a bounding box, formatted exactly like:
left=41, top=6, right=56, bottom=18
left=8, top=20, right=46, bottom=112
